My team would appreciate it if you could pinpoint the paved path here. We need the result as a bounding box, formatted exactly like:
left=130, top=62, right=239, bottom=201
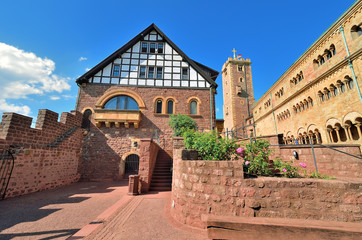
left=0, top=181, right=129, bottom=240
left=0, top=182, right=207, bottom=240
left=79, top=192, right=207, bottom=240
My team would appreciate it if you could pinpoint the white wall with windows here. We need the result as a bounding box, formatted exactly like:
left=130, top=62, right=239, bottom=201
left=89, top=30, right=209, bottom=89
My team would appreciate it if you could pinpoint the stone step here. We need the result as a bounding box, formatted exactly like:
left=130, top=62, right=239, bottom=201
left=148, top=186, right=171, bottom=191
left=207, top=215, right=362, bottom=240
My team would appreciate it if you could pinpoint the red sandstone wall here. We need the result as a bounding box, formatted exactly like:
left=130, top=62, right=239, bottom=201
left=171, top=138, right=362, bottom=229
left=0, top=110, right=83, bottom=199
left=239, top=135, right=362, bottom=179
left=77, top=85, right=214, bottom=180
left=139, top=138, right=161, bottom=192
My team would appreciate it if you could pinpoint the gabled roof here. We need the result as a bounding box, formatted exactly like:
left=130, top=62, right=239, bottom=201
left=76, top=23, right=218, bottom=88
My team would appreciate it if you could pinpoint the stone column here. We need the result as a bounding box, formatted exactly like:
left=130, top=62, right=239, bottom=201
left=315, top=132, right=321, bottom=144
left=334, top=127, right=341, bottom=142
left=325, top=129, right=332, bottom=143
left=356, top=123, right=362, bottom=139
left=344, top=124, right=352, bottom=141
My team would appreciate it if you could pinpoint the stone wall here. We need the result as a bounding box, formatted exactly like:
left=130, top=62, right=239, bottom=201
left=0, top=110, right=83, bottom=199
left=171, top=138, right=362, bottom=229
left=239, top=135, right=362, bottom=179
left=77, top=85, right=214, bottom=180
left=139, top=138, right=161, bottom=192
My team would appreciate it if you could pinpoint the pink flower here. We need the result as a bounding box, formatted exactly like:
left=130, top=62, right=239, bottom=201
left=236, top=148, right=244, bottom=154
left=245, top=161, right=250, bottom=165
left=283, top=168, right=287, bottom=172
left=299, top=163, right=306, bottom=168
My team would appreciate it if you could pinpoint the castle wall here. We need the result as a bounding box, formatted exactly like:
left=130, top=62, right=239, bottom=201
left=171, top=137, right=362, bottom=229
left=0, top=110, right=83, bottom=199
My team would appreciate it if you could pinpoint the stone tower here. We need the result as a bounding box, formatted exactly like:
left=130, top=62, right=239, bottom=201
left=222, top=57, right=255, bottom=134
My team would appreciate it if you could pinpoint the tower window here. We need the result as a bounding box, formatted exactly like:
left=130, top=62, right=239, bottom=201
left=238, top=65, right=242, bottom=71
left=240, top=77, right=243, bottom=82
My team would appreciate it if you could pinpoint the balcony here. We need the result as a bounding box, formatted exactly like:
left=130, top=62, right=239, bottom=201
left=93, top=109, right=141, bottom=128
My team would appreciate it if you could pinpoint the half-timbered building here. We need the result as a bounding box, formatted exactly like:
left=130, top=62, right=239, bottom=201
left=75, top=24, right=218, bottom=189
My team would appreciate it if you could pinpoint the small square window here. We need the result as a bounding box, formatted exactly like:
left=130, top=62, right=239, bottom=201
left=113, top=65, right=120, bottom=77
left=157, top=43, right=164, bottom=54
left=238, top=65, right=242, bottom=71
left=140, top=66, right=146, bottom=78
left=150, top=43, right=156, bottom=53
left=141, top=43, right=148, bottom=53
left=148, top=67, right=155, bottom=78
left=156, top=67, right=163, bottom=78
left=182, top=68, right=188, bottom=80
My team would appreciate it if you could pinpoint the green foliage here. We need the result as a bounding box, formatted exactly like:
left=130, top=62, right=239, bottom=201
left=303, top=170, right=334, bottom=179
left=168, top=114, right=197, bottom=137
left=243, top=139, right=273, bottom=176
left=183, top=129, right=240, bottom=161
left=273, top=159, right=301, bottom=178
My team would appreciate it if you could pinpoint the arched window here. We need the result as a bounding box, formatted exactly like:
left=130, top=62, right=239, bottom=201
left=190, top=100, right=198, bottom=115
left=326, top=89, right=331, bottom=99
left=104, top=95, right=139, bottom=110
left=156, top=99, right=163, bottom=113
left=325, top=50, right=332, bottom=60
left=167, top=100, right=174, bottom=114
left=239, top=77, right=243, bottom=82
left=346, top=77, right=354, bottom=89
left=319, top=55, right=325, bottom=65
left=351, top=25, right=362, bottom=40
left=333, top=86, right=338, bottom=96
left=330, top=44, right=336, bottom=55
left=341, top=82, right=346, bottom=93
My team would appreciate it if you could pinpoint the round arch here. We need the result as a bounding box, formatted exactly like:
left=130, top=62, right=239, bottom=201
left=119, top=151, right=140, bottom=178
left=95, top=89, right=146, bottom=110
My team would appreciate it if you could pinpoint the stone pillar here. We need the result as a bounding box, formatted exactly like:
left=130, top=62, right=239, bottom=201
left=356, top=123, right=362, bottom=139
left=325, top=129, right=332, bottom=143
left=344, top=124, right=352, bottom=141
left=315, top=131, right=321, bottom=144
left=335, top=127, right=341, bottom=142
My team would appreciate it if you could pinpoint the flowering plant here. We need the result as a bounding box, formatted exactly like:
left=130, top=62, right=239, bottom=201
left=273, top=159, right=301, bottom=178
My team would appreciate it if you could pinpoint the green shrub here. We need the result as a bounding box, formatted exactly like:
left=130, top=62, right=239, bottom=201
left=183, top=129, right=240, bottom=161
left=273, top=159, right=301, bottom=178
left=243, top=139, right=273, bottom=176
left=169, top=114, right=197, bottom=137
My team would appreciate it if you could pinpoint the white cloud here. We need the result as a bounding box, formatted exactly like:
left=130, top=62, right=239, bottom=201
left=216, top=107, right=220, bottom=112
left=0, top=99, right=31, bottom=116
left=79, top=57, right=87, bottom=61
left=0, top=42, right=71, bottom=100
left=62, top=94, right=74, bottom=100
left=0, top=42, right=71, bottom=116
left=50, top=96, right=60, bottom=100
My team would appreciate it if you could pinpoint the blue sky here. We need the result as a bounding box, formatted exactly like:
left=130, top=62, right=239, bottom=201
left=0, top=0, right=357, bottom=122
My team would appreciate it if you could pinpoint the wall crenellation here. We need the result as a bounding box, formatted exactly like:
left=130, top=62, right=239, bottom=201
left=0, top=109, right=84, bottom=199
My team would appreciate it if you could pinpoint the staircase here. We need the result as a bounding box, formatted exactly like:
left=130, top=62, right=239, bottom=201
left=149, top=149, right=172, bottom=192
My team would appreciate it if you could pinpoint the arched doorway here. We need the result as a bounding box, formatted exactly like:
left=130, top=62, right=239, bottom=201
left=125, top=154, right=139, bottom=176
